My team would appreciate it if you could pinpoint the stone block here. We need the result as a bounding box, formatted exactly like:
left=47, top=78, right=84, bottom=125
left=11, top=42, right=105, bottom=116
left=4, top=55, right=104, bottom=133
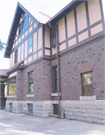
left=76, top=116, right=85, bottom=121
left=91, top=118, right=101, bottom=124
left=86, top=118, right=92, bottom=123
left=69, top=116, right=76, bottom=120
left=101, top=120, right=105, bottom=125
left=89, top=114, right=98, bottom=118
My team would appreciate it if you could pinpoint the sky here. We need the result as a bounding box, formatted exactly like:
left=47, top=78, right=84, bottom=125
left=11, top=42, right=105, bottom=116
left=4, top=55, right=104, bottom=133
left=0, top=0, right=71, bottom=69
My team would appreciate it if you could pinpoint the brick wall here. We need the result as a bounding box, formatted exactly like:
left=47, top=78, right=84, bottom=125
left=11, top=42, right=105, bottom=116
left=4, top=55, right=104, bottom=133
left=7, top=37, right=105, bottom=102
left=60, top=37, right=105, bottom=100
left=17, top=59, right=52, bottom=101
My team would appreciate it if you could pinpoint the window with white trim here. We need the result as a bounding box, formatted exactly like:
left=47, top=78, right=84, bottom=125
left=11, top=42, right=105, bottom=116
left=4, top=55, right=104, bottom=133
left=82, top=72, right=93, bottom=96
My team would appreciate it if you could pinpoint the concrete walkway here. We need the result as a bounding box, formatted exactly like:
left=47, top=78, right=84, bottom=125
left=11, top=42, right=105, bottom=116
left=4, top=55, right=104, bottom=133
left=0, top=110, right=105, bottom=135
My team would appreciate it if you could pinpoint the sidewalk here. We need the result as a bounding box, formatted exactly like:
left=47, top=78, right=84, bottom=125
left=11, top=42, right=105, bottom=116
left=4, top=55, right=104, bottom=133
left=0, top=110, right=105, bottom=135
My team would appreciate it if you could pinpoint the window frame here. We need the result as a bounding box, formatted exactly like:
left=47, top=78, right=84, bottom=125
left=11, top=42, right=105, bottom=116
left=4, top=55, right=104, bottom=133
left=28, top=71, right=34, bottom=94
left=81, top=72, right=93, bottom=96
left=53, top=104, right=59, bottom=115
left=19, top=14, right=29, bottom=36
left=52, top=66, right=58, bottom=92
left=28, top=36, right=33, bottom=55
left=8, top=76, right=16, bottom=96
left=51, top=28, right=56, bottom=46
left=27, top=103, right=33, bottom=114
left=14, top=49, right=18, bottom=64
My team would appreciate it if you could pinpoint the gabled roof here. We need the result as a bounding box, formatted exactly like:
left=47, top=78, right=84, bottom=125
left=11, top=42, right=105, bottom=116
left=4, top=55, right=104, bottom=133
left=4, top=0, right=76, bottom=58
left=4, top=2, right=52, bottom=58
left=18, top=2, right=51, bottom=24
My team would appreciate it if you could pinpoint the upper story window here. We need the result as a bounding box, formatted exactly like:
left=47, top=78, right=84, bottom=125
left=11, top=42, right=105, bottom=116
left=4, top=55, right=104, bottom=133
left=52, top=66, right=58, bottom=92
left=51, top=29, right=56, bottom=46
left=28, top=36, right=33, bottom=54
left=82, top=72, right=93, bottom=96
left=28, top=71, right=34, bottom=93
left=19, top=14, right=28, bottom=36
left=9, top=76, right=16, bottom=96
left=14, top=49, right=18, bottom=64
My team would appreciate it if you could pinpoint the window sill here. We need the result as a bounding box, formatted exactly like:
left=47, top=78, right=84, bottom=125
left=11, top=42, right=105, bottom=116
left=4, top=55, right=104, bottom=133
left=7, top=95, right=16, bottom=98
left=27, top=94, right=34, bottom=97
left=51, top=92, right=61, bottom=97
left=80, top=95, right=96, bottom=101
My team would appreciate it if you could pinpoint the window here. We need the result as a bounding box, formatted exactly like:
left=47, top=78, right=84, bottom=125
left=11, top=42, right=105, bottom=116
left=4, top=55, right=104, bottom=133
left=51, top=29, right=56, bottom=45
left=24, top=15, right=28, bottom=30
left=9, top=103, right=12, bottom=112
left=19, top=14, right=28, bottom=35
left=52, top=66, right=58, bottom=92
left=28, top=103, right=33, bottom=114
left=82, top=72, right=93, bottom=96
left=53, top=104, right=59, bottom=115
left=14, top=49, right=18, bottom=64
left=51, top=29, right=56, bottom=55
left=9, top=76, right=16, bottom=95
left=19, top=20, right=24, bottom=35
left=28, top=36, right=33, bottom=54
left=28, top=71, right=34, bottom=93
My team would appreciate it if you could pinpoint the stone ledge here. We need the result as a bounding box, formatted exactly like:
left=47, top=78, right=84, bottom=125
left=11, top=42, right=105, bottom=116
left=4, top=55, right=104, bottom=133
left=51, top=93, right=61, bottom=96
left=80, top=95, right=96, bottom=101
left=7, top=95, right=16, bottom=98
left=26, top=94, right=34, bottom=97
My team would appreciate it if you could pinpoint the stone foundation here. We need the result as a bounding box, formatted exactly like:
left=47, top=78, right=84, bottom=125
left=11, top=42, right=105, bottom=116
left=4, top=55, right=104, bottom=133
left=6, top=100, right=105, bottom=124
left=6, top=100, right=52, bottom=117
left=61, top=100, right=105, bottom=125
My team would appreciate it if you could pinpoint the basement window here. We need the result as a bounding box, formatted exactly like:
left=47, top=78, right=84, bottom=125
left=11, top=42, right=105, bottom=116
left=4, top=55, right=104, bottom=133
left=9, top=103, right=12, bottom=112
left=82, top=72, right=93, bottom=96
left=53, top=104, right=59, bottom=115
left=28, top=103, right=33, bottom=114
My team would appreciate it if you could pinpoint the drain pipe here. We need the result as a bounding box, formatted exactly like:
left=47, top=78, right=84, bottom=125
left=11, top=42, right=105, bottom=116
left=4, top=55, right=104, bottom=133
left=49, top=22, right=61, bottom=118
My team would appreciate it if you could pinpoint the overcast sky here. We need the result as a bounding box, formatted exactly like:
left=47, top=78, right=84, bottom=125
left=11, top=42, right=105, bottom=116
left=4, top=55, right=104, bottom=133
left=0, top=0, right=71, bottom=69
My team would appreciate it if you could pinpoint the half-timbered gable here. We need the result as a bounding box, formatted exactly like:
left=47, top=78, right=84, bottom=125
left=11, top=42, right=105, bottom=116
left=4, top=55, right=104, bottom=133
left=47, top=0, right=104, bottom=56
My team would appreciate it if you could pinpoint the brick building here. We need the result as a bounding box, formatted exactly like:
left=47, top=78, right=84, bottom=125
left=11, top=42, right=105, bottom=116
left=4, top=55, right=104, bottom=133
left=4, top=0, right=105, bottom=124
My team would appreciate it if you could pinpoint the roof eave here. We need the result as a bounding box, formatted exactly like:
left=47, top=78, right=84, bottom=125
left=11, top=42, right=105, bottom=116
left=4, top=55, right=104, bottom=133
left=4, top=2, right=40, bottom=58
left=46, top=0, right=79, bottom=24
left=4, top=3, right=20, bottom=58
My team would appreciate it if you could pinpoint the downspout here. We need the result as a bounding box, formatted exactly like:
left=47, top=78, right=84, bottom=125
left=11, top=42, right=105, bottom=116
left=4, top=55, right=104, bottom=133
left=49, top=22, right=61, bottom=118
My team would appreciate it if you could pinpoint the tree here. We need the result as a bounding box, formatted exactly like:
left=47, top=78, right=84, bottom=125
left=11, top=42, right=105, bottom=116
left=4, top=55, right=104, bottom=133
left=0, top=40, right=8, bottom=51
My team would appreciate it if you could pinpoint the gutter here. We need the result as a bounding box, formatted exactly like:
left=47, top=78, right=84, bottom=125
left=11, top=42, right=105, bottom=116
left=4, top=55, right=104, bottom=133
left=48, top=22, right=61, bottom=118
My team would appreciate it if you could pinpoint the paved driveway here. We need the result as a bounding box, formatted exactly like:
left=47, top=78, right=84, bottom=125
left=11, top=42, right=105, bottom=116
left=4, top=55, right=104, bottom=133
left=0, top=110, right=105, bottom=135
